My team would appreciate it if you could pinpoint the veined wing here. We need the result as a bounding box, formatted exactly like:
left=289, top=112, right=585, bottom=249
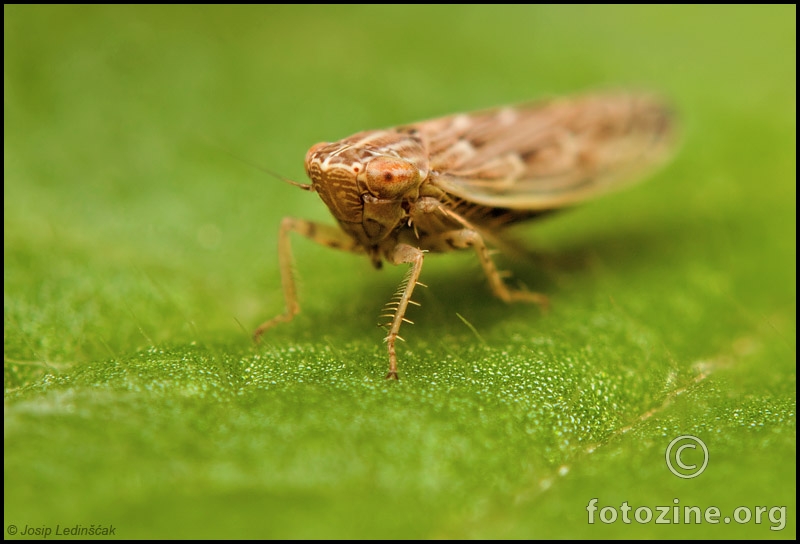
left=404, top=93, right=676, bottom=210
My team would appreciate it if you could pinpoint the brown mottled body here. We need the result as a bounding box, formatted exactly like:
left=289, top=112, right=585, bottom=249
left=254, top=93, right=675, bottom=379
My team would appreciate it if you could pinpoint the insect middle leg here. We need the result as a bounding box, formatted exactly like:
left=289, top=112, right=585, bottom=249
left=253, top=217, right=361, bottom=341
left=410, top=197, right=547, bottom=307
left=436, top=228, right=549, bottom=307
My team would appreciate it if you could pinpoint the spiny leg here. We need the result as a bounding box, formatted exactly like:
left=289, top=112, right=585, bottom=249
left=381, top=244, right=426, bottom=380
left=253, top=217, right=361, bottom=341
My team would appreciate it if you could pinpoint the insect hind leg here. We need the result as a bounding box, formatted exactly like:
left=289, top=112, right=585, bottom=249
left=382, top=243, right=426, bottom=380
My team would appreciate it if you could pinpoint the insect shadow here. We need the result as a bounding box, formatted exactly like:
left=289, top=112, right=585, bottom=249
left=286, top=212, right=694, bottom=346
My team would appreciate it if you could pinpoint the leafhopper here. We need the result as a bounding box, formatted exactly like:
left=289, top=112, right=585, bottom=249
left=254, top=92, right=676, bottom=379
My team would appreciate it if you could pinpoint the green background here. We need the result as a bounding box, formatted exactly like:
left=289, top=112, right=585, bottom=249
left=4, top=5, right=795, bottom=539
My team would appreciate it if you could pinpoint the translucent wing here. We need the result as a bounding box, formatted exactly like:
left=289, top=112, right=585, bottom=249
left=404, top=93, right=676, bottom=210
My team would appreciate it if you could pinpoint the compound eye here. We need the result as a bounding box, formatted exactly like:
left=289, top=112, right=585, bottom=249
left=365, top=156, right=421, bottom=199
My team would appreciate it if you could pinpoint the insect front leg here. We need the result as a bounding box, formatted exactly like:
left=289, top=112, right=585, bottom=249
left=253, top=217, right=361, bottom=341
left=382, top=243, right=426, bottom=380
left=438, top=228, right=549, bottom=307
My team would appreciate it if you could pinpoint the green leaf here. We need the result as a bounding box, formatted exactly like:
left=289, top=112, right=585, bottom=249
left=5, top=5, right=795, bottom=539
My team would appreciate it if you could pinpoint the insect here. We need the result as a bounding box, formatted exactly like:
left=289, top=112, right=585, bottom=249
left=254, top=92, right=675, bottom=379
